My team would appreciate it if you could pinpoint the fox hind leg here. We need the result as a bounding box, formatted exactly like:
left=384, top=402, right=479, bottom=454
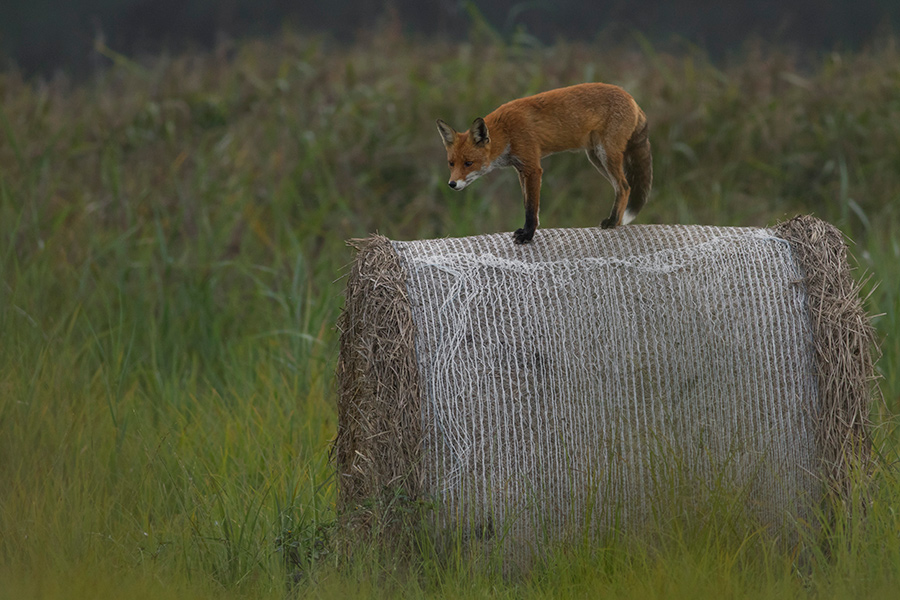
left=585, top=147, right=613, bottom=187
left=586, top=140, right=630, bottom=229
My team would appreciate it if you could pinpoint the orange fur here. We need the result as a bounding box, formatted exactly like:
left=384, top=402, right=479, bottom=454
left=437, top=83, right=652, bottom=244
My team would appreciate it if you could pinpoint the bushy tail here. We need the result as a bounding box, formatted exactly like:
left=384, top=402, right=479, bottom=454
left=622, top=111, right=652, bottom=224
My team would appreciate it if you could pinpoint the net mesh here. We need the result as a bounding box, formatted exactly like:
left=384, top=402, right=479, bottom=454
left=394, top=225, right=818, bottom=548
left=334, top=218, right=876, bottom=564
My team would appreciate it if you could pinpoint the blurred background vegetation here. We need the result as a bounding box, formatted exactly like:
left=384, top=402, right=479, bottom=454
left=2, top=0, right=900, bottom=76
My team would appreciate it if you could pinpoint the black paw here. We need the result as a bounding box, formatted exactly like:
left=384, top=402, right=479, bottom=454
left=513, top=227, right=534, bottom=244
left=600, top=217, right=618, bottom=229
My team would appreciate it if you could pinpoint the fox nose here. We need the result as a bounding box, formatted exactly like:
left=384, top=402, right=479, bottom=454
left=448, top=181, right=457, bottom=189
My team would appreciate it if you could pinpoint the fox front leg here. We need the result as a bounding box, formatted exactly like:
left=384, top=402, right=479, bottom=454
left=513, top=165, right=542, bottom=244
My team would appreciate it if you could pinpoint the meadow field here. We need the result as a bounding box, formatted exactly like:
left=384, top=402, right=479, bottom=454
left=1, top=28, right=899, bottom=598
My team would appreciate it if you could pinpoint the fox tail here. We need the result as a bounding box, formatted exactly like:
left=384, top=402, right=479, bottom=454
left=622, top=111, right=653, bottom=224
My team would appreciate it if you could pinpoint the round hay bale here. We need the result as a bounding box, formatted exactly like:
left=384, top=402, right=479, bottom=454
left=333, top=216, right=877, bottom=564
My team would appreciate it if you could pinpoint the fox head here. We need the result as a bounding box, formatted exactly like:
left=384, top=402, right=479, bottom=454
left=436, top=118, right=492, bottom=190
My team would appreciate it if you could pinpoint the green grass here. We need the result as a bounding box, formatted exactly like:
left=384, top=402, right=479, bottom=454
left=1, top=30, right=899, bottom=598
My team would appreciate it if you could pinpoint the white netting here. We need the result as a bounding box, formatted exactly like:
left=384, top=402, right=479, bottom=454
left=390, top=225, right=821, bottom=556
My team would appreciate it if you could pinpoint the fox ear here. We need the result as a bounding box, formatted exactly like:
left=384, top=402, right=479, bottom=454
left=470, top=117, right=490, bottom=147
left=436, top=119, right=457, bottom=148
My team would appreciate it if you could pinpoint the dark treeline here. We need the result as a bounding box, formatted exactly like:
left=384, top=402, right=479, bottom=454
left=1, top=0, right=897, bottom=76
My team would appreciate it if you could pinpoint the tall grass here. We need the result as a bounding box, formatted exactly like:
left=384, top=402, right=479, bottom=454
left=1, top=30, right=898, bottom=598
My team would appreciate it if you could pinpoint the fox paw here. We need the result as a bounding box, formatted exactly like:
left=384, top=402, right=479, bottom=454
left=513, top=228, right=534, bottom=244
left=600, top=217, right=618, bottom=229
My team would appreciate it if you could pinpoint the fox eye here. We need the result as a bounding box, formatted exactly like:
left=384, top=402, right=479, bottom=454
left=448, top=160, right=454, bottom=167
left=464, top=161, right=474, bottom=167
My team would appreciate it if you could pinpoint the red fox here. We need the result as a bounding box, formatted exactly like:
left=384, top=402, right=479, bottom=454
left=437, top=83, right=652, bottom=244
